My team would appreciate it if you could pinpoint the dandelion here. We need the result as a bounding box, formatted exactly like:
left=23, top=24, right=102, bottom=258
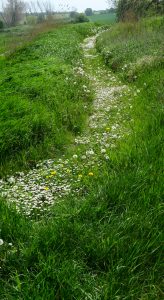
left=106, top=127, right=111, bottom=132
left=88, top=172, right=94, bottom=176
left=44, top=187, right=49, bottom=191
left=0, top=239, right=4, bottom=246
left=51, top=171, right=56, bottom=176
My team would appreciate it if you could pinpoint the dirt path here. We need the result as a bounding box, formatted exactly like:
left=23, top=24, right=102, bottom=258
left=0, top=34, right=134, bottom=218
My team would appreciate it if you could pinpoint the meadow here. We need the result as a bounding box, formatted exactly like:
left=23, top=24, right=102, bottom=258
left=89, top=13, right=116, bottom=24
left=0, top=17, right=163, bottom=299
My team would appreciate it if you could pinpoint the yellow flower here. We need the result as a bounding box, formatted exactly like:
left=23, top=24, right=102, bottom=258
left=44, top=187, right=49, bottom=191
left=51, top=171, right=56, bottom=176
left=88, top=172, right=94, bottom=176
left=78, top=174, right=83, bottom=179
left=106, top=127, right=111, bottom=132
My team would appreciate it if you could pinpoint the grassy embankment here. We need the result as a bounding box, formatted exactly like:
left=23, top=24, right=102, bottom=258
left=0, top=23, right=96, bottom=176
left=0, top=18, right=163, bottom=299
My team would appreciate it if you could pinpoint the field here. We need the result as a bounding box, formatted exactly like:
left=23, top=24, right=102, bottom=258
left=0, top=17, right=163, bottom=299
left=89, top=13, right=116, bottom=24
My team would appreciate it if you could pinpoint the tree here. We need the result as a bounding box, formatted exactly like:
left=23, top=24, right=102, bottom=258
left=85, top=8, right=93, bottom=16
left=113, top=0, right=164, bottom=22
left=75, top=13, right=89, bottom=23
left=2, top=0, right=26, bottom=27
left=70, top=10, right=77, bottom=19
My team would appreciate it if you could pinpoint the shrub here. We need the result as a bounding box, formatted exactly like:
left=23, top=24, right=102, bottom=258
left=0, top=20, right=4, bottom=30
left=70, top=12, right=89, bottom=24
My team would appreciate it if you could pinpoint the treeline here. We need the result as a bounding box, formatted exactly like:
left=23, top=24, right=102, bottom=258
left=115, top=0, right=164, bottom=21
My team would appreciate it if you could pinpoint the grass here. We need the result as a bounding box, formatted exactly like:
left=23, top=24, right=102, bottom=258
left=0, top=23, right=96, bottom=176
left=0, top=17, right=163, bottom=299
left=0, top=25, right=33, bottom=55
left=89, top=13, right=116, bottom=24
left=96, top=16, right=164, bottom=73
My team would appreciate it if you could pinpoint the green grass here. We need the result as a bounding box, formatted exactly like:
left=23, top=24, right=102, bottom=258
left=0, top=25, right=33, bottom=55
left=0, top=23, right=96, bottom=176
left=0, top=17, right=163, bottom=299
left=89, top=13, right=116, bottom=24
left=96, top=16, right=164, bottom=73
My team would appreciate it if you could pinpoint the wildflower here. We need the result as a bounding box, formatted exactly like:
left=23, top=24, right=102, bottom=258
left=101, top=149, right=106, bottom=154
left=86, top=150, right=94, bottom=156
left=0, top=239, right=4, bottom=246
left=104, top=155, right=109, bottom=160
left=8, top=177, right=15, bottom=184
left=81, top=155, right=87, bottom=160
left=106, top=127, right=111, bottom=132
left=51, top=171, right=56, bottom=176
left=8, top=243, right=13, bottom=246
left=44, top=187, right=49, bottom=191
left=78, top=174, right=83, bottom=179
left=88, top=172, right=94, bottom=176
left=73, top=154, right=78, bottom=159
left=105, top=143, right=110, bottom=148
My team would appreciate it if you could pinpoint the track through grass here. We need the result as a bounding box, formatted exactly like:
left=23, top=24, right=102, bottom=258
left=0, top=19, right=163, bottom=299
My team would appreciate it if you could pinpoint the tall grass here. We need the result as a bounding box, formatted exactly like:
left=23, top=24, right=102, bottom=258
left=96, top=16, right=164, bottom=73
left=0, top=23, right=96, bottom=176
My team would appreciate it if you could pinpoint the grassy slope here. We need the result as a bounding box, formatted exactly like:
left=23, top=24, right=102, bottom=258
left=0, top=18, right=163, bottom=299
left=0, top=23, right=95, bottom=176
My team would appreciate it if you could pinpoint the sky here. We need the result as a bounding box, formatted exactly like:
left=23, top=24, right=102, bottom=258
left=0, top=0, right=109, bottom=12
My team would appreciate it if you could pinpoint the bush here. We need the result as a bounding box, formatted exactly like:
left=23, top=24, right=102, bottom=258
left=0, top=20, right=4, bottom=30
left=74, top=13, right=89, bottom=23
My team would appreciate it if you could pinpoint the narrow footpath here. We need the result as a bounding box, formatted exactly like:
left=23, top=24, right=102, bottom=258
left=0, top=33, right=136, bottom=218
